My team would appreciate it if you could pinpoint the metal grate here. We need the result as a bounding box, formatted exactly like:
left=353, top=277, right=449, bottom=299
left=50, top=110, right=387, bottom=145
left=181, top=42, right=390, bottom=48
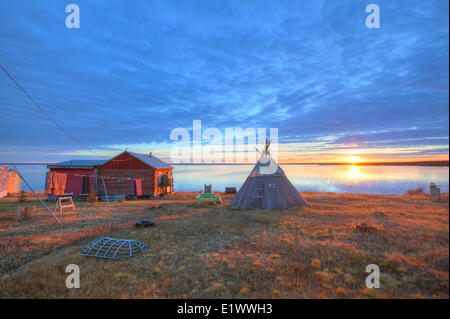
left=80, top=237, right=148, bottom=259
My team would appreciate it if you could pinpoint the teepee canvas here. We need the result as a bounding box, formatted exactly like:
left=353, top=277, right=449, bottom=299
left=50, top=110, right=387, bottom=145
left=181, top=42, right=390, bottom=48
left=231, top=140, right=308, bottom=210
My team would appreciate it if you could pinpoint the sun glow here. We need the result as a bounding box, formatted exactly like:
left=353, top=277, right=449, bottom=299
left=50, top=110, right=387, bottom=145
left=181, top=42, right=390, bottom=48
left=345, top=156, right=362, bottom=164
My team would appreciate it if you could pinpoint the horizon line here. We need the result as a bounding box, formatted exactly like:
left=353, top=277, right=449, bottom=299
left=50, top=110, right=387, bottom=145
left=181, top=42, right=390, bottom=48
left=1, top=160, right=448, bottom=167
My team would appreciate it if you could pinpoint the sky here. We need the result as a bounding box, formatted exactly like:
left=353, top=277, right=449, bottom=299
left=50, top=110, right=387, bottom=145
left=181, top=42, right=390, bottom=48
left=0, top=0, right=448, bottom=163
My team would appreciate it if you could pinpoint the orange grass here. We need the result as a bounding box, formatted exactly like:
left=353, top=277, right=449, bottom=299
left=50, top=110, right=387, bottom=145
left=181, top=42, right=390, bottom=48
left=0, top=192, right=448, bottom=299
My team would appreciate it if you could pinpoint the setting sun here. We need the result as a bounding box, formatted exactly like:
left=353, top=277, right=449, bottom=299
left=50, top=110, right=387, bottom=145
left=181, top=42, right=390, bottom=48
left=345, top=156, right=362, bottom=164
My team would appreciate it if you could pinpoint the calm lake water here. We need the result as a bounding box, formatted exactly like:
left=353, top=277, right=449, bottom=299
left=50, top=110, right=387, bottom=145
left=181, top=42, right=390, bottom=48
left=6, top=164, right=449, bottom=195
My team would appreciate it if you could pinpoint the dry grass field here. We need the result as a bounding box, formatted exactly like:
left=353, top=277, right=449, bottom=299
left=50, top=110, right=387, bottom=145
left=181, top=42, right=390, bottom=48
left=0, top=191, right=448, bottom=299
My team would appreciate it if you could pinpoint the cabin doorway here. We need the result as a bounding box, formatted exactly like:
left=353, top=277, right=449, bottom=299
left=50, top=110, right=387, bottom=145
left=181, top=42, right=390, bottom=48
left=82, top=176, right=90, bottom=194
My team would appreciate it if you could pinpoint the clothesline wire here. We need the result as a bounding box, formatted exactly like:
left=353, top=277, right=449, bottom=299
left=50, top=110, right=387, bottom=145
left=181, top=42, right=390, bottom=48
left=0, top=90, right=51, bottom=131
left=0, top=64, right=101, bottom=157
left=46, top=171, right=173, bottom=182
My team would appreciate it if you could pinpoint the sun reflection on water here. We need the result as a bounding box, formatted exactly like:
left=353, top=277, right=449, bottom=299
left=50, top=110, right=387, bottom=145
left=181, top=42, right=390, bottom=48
left=347, top=165, right=364, bottom=179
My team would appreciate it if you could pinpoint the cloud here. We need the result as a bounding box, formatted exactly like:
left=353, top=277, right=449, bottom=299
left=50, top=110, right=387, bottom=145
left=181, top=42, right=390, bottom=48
left=0, top=0, right=448, bottom=162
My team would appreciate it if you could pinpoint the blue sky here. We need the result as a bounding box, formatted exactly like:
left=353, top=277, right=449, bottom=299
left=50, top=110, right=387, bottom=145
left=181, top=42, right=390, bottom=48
left=0, top=0, right=448, bottom=163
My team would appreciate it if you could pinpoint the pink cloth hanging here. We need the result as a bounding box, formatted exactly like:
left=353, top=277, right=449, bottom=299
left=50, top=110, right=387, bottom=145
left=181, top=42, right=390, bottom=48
left=134, top=179, right=143, bottom=196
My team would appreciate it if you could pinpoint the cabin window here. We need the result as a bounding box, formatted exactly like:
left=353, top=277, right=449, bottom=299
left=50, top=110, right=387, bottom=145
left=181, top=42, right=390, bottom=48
left=268, top=183, right=276, bottom=189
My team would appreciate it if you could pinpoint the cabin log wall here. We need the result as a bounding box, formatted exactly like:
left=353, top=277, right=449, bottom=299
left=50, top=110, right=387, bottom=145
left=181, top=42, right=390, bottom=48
left=97, top=168, right=155, bottom=196
left=96, top=152, right=173, bottom=197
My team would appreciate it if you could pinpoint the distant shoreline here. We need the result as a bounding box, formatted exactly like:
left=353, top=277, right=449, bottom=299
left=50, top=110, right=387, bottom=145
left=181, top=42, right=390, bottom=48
left=1, top=160, right=448, bottom=167
left=315, top=161, right=449, bottom=167
left=171, top=161, right=449, bottom=167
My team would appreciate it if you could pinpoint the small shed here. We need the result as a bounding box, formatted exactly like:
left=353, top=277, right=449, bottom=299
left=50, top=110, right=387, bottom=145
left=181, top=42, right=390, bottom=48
left=0, top=165, right=9, bottom=198
left=0, top=166, right=22, bottom=196
left=47, top=160, right=106, bottom=195
left=97, top=151, right=173, bottom=198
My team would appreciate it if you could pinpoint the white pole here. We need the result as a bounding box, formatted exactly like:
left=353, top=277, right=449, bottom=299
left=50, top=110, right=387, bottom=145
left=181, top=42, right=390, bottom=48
left=102, top=176, right=110, bottom=209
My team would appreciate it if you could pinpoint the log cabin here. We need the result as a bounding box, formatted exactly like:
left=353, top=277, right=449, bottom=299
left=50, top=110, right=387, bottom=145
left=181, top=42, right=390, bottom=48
left=97, top=151, right=173, bottom=198
left=47, top=151, right=173, bottom=198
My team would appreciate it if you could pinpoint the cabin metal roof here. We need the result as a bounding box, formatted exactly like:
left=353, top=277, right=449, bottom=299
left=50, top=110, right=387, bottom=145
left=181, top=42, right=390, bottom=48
left=48, top=152, right=172, bottom=170
left=47, top=160, right=107, bottom=169
left=126, top=151, right=172, bottom=169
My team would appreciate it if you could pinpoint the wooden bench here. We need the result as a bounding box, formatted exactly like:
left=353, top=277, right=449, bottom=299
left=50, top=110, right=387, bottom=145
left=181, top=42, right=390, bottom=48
left=55, top=196, right=75, bottom=213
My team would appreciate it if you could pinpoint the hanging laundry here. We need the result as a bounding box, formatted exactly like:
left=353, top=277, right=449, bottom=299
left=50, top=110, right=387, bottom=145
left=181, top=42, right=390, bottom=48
left=45, top=171, right=67, bottom=196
